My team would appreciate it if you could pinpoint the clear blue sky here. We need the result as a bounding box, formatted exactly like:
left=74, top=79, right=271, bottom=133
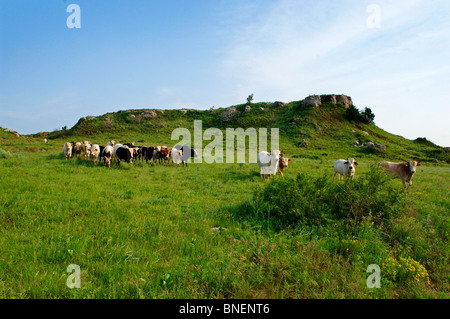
left=1, top=0, right=449, bottom=146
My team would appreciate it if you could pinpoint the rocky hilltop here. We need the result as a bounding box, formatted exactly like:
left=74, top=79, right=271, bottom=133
left=301, top=94, right=353, bottom=108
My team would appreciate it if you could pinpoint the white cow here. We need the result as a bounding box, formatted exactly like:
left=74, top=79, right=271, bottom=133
left=91, top=144, right=101, bottom=165
left=171, top=148, right=183, bottom=165
left=63, top=142, right=73, bottom=160
left=257, top=150, right=281, bottom=179
left=333, top=158, right=358, bottom=180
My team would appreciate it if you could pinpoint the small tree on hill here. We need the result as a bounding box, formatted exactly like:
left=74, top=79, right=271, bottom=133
left=360, top=107, right=375, bottom=124
left=345, top=105, right=375, bottom=124
left=247, top=94, right=254, bottom=104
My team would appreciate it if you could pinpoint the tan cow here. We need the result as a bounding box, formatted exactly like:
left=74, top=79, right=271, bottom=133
left=379, top=160, right=422, bottom=189
left=73, top=142, right=82, bottom=159
left=82, top=141, right=91, bottom=159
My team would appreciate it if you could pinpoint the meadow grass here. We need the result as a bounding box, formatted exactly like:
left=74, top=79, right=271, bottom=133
left=0, top=140, right=448, bottom=299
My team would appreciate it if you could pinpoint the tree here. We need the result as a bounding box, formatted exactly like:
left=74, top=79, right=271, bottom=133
left=345, top=105, right=375, bottom=124
left=247, top=94, right=254, bottom=104
left=360, top=107, right=375, bottom=124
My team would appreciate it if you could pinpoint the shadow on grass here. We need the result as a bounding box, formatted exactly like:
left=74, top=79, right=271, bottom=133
left=217, top=169, right=260, bottom=182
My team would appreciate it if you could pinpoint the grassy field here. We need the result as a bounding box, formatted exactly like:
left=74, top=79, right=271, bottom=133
left=0, top=131, right=448, bottom=299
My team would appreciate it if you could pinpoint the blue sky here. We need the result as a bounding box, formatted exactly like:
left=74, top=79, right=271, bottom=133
left=1, top=0, right=449, bottom=146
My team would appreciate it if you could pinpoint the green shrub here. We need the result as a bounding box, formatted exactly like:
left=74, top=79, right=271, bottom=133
left=345, top=105, right=375, bottom=124
left=0, top=148, right=12, bottom=159
left=241, top=166, right=406, bottom=231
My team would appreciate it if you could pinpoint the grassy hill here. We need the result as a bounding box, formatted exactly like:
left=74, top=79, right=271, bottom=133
left=0, top=97, right=449, bottom=299
left=21, top=98, right=449, bottom=165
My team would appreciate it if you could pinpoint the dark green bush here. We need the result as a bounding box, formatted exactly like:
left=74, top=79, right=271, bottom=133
left=241, top=166, right=406, bottom=232
left=345, top=105, right=375, bottom=124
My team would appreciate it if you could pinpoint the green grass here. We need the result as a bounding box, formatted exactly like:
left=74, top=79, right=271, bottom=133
left=0, top=147, right=448, bottom=299
left=0, top=104, right=448, bottom=298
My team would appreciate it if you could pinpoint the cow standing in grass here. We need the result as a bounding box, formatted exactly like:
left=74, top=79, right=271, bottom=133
left=82, top=141, right=91, bottom=159
left=116, top=146, right=132, bottom=164
left=91, top=144, right=101, bottom=165
left=257, top=150, right=281, bottom=179
left=333, top=158, right=358, bottom=181
left=144, top=147, right=155, bottom=165
left=103, top=145, right=113, bottom=167
left=173, top=145, right=198, bottom=167
left=73, top=142, right=82, bottom=160
left=63, top=142, right=73, bottom=160
left=278, top=157, right=291, bottom=176
left=171, top=148, right=183, bottom=165
left=379, top=160, right=421, bottom=189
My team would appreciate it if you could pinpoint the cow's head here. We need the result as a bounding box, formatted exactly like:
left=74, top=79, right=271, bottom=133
left=344, top=158, right=357, bottom=171
left=407, top=161, right=421, bottom=174
left=280, top=157, right=290, bottom=168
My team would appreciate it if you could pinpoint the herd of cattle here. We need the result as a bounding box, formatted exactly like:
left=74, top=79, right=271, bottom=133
left=256, top=150, right=421, bottom=189
left=62, top=140, right=197, bottom=167
left=62, top=141, right=421, bottom=189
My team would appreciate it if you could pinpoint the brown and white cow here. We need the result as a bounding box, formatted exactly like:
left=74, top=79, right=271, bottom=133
left=278, top=157, right=291, bottom=176
left=73, top=142, right=82, bottom=160
left=82, top=141, right=91, bottom=159
left=379, top=160, right=421, bottom=189
left=160, top=147, right=171, bottom=165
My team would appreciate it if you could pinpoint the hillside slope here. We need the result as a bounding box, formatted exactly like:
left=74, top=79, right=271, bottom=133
left=20, top=96, right=450, bottom=164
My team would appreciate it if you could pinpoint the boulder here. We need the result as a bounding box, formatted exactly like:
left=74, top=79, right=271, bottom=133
left=272, top=101, right=286, bottom=108
left=363, top=142, right=386, bottom=151
left=301, top=95, right=322, bottom=108
left=321, top=94, right=337, bottom=104
left=219, top=106, right=240, bottom=122
left=142, top=110, right=157, bottom=118
left=245, top=105, right=252, bottom=113
left=301, top=94, right=353, bottom=108
left=300, top=139, right=309, bottom=148
left=335, top=95, right=353, bottom=107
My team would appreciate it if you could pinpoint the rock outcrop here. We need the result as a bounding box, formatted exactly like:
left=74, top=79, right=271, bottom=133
left=219, top=106, right=240, bottom=122
left=142, top=110, right=157, bottom=118
left=302, top=94, right=353, bottom=108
